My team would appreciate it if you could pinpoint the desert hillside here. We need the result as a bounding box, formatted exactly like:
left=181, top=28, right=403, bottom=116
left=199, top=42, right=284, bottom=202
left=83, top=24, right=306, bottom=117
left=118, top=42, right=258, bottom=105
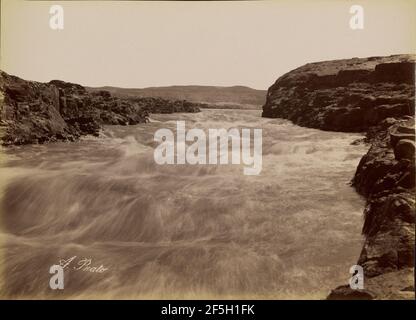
left=87, top=85, right=267, bottom=109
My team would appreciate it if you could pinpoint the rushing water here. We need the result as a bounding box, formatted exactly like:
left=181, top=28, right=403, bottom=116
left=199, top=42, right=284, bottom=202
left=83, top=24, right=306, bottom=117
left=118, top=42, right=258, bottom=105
left=0, top=109, right=367, bottom=299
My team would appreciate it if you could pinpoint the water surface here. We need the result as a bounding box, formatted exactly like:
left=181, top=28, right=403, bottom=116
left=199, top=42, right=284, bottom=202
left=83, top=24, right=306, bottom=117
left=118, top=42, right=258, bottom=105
left=0, top=109, right=367, bottom=299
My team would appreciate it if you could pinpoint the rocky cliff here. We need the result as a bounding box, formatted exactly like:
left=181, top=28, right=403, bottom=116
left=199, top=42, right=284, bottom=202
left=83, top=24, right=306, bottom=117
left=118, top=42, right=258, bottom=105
left=262, top=54, right=415, bottom=132
left=263, top=55, right=415, bottom=299
left=0, top=71, right=201, bottom=146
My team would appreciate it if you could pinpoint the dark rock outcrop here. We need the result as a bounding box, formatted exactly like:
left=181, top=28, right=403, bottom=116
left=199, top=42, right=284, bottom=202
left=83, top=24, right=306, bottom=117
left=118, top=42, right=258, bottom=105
left=326, top=285, right=375, bottom=300
left=129, top=96, right=204, bottom=114
left=262, top=54, right=415, bottom=132
left=262, top=55, right=415, bottom=299
left=0, top=72, right=85, bottom=145
left=330, top=122, right=415, bottom=300
left=346, top=117, right=415, bottom=300
left=0, top=71, right=201, bottom=146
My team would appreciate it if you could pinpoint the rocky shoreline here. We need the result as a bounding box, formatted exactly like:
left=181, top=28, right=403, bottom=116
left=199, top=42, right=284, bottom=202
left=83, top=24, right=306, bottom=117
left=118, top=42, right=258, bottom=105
left=328, top=117, right=415, bottom=299
left=0, top=71, right=201, bottom=146
left=263, top=54, right=415, bottom=299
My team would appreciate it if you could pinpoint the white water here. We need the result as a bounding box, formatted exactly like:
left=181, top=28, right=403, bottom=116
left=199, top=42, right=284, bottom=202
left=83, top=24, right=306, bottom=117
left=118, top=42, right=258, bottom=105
left=0, top=109, right=367, bottom=299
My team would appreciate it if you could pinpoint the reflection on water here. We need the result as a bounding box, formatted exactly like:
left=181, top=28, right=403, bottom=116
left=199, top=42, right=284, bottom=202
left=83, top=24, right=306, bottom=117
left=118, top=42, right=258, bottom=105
left=0, top=109, right=367, bottom=299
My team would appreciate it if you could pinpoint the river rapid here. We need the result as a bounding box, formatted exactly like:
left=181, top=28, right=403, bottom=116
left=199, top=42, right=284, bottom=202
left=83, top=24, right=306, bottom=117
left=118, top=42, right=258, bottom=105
left=0, top=109, right=368, bottom=299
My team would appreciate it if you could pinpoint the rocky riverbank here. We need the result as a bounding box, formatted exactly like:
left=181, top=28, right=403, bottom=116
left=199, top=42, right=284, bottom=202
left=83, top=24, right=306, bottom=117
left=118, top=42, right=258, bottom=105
left=263, top=54, right=415, bottom=299
left=327, top=116, right=415, bottom=299
left=0, top=71, right=201, bottom=146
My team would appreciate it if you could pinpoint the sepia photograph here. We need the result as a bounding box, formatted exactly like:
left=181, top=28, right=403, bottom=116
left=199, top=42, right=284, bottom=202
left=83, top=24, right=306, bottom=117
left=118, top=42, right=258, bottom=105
left=0, top=0, right=414, bottom=307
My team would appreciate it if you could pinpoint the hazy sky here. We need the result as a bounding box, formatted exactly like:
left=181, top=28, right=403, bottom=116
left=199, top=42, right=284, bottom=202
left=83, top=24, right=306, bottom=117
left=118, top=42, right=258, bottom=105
left=1, top=0, right=415, bottom=89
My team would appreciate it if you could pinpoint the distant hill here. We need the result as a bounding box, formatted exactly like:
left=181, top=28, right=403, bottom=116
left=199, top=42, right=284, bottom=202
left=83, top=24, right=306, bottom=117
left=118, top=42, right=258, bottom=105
left=86, top=85, right=266, bottom=109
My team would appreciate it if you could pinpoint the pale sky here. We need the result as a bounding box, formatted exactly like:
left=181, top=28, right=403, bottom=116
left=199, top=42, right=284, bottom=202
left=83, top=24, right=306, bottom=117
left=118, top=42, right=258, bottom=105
left=1, top=0, right=415, bottom=90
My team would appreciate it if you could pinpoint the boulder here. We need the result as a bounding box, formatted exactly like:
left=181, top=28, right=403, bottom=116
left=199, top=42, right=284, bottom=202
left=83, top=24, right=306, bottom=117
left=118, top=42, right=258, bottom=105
left=390, top=132, right=415, bottom=148
left=394, top=139, right=415, bottom=161
left=327, top=285, right=375, bottom=300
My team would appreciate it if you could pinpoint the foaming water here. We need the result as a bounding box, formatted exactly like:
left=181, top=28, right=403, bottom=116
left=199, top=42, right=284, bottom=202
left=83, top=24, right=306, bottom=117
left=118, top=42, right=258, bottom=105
left=0, top=109, right=367, bottom=299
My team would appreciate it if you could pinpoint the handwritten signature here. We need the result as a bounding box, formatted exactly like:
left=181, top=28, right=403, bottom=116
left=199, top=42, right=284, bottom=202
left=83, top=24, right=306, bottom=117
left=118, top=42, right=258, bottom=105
left=58, top=256, right=109, bottom=273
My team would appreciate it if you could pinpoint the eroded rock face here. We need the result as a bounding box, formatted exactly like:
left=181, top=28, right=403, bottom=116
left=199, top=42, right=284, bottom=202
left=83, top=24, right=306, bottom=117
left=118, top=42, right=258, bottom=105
left=327, top=117, right=415, bottom=300
left=348, top=117, right=415, bottom=299
left=0, top=71, right=201, bottom=146
left=0, top=71, right=79, bottom=145
left=262, top=54, right=415, bottom=132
